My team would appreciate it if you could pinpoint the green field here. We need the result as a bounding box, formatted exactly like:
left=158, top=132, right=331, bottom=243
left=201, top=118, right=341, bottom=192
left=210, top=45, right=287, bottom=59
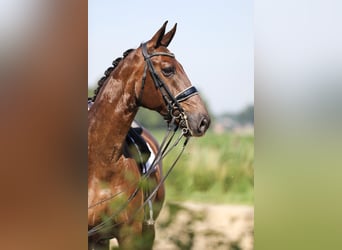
left=153, top=130, right=254, bottom=205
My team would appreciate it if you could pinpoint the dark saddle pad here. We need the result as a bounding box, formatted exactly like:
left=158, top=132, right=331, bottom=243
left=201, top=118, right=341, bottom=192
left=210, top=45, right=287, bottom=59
left=123, top=126, right=151, bottom=174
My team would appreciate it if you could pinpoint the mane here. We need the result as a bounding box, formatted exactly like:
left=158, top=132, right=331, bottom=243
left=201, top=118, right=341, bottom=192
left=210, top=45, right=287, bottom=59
left=91, top=48, right=135, bottom=102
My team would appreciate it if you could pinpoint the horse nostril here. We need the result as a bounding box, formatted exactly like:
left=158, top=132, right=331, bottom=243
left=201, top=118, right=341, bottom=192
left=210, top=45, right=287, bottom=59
left=198, top=117, right=210, bottom=134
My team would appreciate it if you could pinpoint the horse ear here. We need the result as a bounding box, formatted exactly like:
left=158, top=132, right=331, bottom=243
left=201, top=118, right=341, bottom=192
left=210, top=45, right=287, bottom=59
left=149, top=21, right=168, bottom=49
left=161, top=23, right=177, bottom=47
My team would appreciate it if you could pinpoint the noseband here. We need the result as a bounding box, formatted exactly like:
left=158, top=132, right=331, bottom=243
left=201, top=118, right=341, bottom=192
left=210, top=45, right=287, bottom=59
left=140, top=42, right=198, bottom=134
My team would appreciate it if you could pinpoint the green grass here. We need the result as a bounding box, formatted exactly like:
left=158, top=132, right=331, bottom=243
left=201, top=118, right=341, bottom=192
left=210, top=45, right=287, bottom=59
left=152, top=130, right=254, bottom=205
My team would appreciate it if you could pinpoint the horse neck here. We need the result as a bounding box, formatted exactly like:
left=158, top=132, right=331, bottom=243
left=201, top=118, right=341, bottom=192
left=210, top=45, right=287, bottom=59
left=88, top=64, right=139, bottom=167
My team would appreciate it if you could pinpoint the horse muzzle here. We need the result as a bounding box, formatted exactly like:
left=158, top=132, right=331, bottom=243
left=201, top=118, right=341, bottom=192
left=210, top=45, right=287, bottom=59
left=182, top=113, right=210, bottom=137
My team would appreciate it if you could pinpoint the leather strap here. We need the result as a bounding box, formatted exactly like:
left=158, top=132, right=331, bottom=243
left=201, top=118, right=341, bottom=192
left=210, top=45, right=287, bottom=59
left=175, top=86, right=198, bottom=102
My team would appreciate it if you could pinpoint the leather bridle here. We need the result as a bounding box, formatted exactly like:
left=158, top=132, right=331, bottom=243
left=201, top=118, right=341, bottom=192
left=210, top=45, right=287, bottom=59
left=139, top=42, right=199, bottom=135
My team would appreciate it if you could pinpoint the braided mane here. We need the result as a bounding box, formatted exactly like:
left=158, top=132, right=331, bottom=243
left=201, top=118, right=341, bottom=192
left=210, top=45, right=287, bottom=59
left=91, top=48, right=134, bottom=102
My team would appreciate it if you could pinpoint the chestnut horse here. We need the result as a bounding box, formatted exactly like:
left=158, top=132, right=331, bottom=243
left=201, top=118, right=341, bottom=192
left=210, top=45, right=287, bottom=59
left=88, top=21, right=210, bottom=249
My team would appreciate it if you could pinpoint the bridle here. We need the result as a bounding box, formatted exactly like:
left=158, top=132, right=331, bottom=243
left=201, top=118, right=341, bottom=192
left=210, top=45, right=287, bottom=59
left=139, top=42, right=199, bottom=135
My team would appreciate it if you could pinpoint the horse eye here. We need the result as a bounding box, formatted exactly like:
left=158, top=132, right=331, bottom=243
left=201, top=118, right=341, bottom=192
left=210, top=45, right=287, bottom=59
left=161, top=67, right=175, bottom=77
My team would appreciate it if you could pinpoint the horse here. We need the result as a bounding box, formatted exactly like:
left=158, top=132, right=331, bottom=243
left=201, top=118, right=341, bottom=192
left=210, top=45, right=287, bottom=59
left=88, top=21, right=210, bottom=249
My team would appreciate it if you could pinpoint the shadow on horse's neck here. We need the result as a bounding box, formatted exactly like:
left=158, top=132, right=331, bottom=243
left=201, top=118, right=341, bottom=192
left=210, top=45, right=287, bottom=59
left=88, top=63, right=139, bottom=168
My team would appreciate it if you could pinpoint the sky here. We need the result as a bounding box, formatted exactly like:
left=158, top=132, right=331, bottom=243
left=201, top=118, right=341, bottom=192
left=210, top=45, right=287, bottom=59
left=88, top=0, right=253, bottom=115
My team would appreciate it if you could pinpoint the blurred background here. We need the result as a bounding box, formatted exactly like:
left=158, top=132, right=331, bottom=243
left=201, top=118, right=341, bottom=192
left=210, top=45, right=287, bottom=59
left=88, top=1, right=254, bottom=248
left=2, top=0, right=342, bottom=249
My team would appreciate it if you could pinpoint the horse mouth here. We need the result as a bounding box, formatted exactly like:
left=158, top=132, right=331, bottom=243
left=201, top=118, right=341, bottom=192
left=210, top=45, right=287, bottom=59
left=162, top=111, right=210, bottom=137
left=180, top=114, right=210, bottom=137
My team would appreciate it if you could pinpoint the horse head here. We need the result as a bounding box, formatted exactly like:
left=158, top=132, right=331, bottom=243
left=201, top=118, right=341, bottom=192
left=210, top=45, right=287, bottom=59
left=134, top=21, right=211, bottom=137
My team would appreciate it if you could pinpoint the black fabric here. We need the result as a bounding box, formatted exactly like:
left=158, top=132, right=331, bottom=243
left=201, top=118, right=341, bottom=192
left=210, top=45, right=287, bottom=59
left=123, top=127, right=151, bottom=173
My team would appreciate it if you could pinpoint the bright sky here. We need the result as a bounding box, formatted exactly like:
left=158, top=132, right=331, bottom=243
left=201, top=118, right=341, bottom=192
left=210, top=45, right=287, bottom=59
left=88, top=0, right=253, bottom=115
